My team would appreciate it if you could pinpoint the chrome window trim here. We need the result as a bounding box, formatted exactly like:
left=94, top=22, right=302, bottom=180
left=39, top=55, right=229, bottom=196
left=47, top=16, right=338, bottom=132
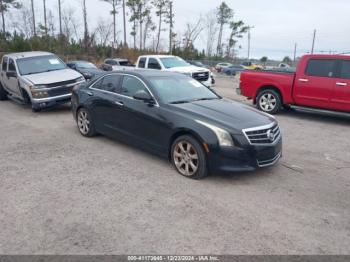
left=242, top=122, right=281, bottom=146
left=89, top=72, right=160, bottom=107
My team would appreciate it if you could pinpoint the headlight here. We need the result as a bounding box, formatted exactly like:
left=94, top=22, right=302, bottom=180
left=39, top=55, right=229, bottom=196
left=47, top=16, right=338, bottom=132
left=31, top=85, right=47, bottom=89
left=76, top=76, right=85, bottom=82
left=31, top=89, right=49, bottom=98
left=83, top=72, right=92, bottom=78
left=196, top=120, right=234, bottom=147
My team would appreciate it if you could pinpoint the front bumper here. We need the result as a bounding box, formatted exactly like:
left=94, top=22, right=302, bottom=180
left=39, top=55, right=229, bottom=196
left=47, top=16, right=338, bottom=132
left=207, top=137, right=282, bottom=174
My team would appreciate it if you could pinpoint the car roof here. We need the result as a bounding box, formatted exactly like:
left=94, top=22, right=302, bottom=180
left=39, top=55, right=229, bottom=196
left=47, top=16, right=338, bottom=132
left=68, top=60, right=93, bottom=64
left=98, top=69, right=184, bottom=78
left=139, top=55, right=175, bottom=58
left=5, top=51, right=54, bottom=59
left=105, top=58, right=129, bottom=62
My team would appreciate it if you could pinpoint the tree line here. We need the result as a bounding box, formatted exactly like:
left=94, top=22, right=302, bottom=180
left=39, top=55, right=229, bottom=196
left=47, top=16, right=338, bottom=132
left=0, top=0, right=249, bottom=61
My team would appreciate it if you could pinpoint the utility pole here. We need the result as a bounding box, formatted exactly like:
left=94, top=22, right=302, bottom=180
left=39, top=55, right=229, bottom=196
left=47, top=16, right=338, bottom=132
left=311, top=29, right=316, bottom=54
left=293, top=43, right=297, bottom=63
left=169, top=1, right=173, bottom=55
left=247, top=26, right=254, bottom=61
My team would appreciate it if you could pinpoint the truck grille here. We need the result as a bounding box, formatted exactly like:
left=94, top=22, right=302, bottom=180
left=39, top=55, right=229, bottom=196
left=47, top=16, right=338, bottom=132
left=192, top=71, right=209, bottom=82
left=243, top=123, right=281, bottom=145
left=48, top=85, right=74, bottom=96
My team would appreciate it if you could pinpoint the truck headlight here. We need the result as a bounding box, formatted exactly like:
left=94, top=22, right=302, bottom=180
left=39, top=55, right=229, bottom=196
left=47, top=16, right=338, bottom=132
left=182, top=72, right=192, bottom=77
left=31, top=85, right=48, bottom=89
left=196, top=120, right=234, bottom=147
left=31, top=89, right=49, bottom=98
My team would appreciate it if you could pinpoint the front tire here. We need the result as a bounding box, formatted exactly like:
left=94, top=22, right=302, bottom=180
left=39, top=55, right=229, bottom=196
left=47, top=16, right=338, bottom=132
left=0, top=83, right=8, bottom=101
left=76, top=108, right=96, bottom=137
left=171, top=135, right=208, bottom=179
left=256, top=89, right=282, bottom=114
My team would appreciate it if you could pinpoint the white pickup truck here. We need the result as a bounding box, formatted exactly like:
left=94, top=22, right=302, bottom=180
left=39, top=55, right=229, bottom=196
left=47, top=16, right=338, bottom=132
left=0, top=51, right=85, bottom=112
left=135, top=55, right=213, bottom=87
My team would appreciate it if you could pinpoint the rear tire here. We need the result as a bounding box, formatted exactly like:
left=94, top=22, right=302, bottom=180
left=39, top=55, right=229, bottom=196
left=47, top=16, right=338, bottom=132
left=0, top=83, right=8, bottom=101
left=171, top=135, right=208, bottom=179
left=256, top=89, right=282, bottom=114
left=76, top=108, right=97, bottom=137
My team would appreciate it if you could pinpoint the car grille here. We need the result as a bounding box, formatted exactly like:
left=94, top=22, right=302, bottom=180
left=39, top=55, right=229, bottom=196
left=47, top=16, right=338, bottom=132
left=48, top=85, right=74, bottom=96
left=243, top=123, right=281, bottom=145
left=192, top=71, right=209, bottom=82
left=257, top=152, right=281, bottom=167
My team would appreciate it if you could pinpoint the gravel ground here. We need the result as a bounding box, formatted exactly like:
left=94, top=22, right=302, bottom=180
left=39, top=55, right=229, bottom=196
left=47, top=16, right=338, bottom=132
left=0, top=76, right=349, bottom=255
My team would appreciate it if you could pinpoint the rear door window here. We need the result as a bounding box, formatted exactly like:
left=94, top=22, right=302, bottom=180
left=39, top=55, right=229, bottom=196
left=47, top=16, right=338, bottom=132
left=305, top=59, right=336, bottom=78
left=339, top=60, right=350, bottom=79
left=92, top=75, right=121, bottom=93
left=148, top=58, right=161, bottom=70
left=138, top=58, right=146, bottom=68
left=120, top=75, right=148, bottom=98
left=2, top=57, right=8, bottom=71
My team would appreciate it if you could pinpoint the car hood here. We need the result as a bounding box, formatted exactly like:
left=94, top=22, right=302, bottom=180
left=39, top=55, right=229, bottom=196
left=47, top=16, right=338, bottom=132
left=170, top=99, right=276, bottom=133
left=165, top=66, right=209, bottom=74
left=22, top=69, right=82, bottom=85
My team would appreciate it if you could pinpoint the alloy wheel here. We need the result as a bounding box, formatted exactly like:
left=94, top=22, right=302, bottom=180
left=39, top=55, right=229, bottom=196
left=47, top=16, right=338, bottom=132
left=173, top=140, right=199, bottom=176
left=77, top=110, right=90, bottom=135
left=259, top=93, right=277, bottom=112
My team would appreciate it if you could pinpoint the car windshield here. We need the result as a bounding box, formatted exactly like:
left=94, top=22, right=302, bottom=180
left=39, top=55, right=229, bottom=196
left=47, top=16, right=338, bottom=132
left=17, top=55, right=66, bottom=75
left=75, top=61, right=97, bottom=69
left=119, top=61, right=131, bottom=66
left=160, top=57, right=189, bottom=68
left=149, top=76, right=219, bottom=104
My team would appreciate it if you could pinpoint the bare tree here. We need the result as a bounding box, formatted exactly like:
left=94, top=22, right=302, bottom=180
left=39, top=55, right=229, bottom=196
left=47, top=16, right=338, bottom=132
left=143, top=11, right=155, bottom=49
left=0, top=0, right=22, bottom=33
left=183, top=17, right=204, bottom=50
left=62, top=7, right=80, bottom=41
left=122, top=0, right=126, bottom=45
left=12, top=3, right=33, bottom=38
left=203, top=10, right=217, bottom=57
left=95, top=18, right=113, bottom=46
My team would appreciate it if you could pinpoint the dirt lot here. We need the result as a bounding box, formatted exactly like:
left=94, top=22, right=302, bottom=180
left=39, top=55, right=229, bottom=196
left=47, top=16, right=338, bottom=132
left=0, top=76, right=349, bottom=255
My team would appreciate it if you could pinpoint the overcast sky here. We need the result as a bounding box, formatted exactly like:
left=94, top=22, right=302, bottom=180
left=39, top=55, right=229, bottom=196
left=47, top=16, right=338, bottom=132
left=13, top=0, right=350, bottom=60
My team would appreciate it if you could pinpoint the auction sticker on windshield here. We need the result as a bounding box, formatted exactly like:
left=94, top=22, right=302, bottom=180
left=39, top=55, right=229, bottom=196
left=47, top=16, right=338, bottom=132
left=49, top=59, right=60, bottom=65
left=189, top=80, right=202, bottom=87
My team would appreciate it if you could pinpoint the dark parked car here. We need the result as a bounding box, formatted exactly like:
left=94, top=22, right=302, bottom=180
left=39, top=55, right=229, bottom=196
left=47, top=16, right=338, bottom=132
left=71, top=70, right=282, bottom=179
left=67, top=60, right=103, bottom=80
left=222, top=65, right=245, bottom=76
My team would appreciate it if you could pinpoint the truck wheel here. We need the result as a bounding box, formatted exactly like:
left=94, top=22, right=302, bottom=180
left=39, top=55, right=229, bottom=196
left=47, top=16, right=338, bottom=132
left=257, top=89, right=282, bottom=114
left=171, top=135, right=208, bottom=179
left=0, top=83, right=8, bottom=101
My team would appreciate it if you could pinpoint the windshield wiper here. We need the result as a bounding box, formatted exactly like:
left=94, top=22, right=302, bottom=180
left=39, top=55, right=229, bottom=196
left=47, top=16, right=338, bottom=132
left=170, top=99, right=192, bottom=104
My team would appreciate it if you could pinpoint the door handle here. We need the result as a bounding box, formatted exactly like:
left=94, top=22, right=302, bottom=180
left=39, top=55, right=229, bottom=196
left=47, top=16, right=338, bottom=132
left=86, top=91, right=93, bottom=96
left=114, top=101, right=124, bottom=106
left=336, top=82, right=347, bottom=87
left=299, top=78, right=309, bottom=82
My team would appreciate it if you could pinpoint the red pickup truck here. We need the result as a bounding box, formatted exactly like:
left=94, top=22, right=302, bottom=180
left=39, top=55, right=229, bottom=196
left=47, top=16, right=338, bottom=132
left=239, top=54, right=350, bottom=114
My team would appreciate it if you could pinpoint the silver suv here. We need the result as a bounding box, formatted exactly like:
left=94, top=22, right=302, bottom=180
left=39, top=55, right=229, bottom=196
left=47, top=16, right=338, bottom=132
left=0, top=51, right=85, bottom=111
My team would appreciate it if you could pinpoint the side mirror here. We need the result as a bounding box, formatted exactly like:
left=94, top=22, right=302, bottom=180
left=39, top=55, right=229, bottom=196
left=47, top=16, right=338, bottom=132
left=133, top=90, right=155, bottom=104
left=6, top=71, right=17, bottom=78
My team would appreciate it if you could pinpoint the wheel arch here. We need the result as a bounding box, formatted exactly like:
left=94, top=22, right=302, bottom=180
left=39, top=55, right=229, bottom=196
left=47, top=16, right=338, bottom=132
left=168, top=129, right=206, bottom=160
left=255, top=85, right=283, bottom=104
